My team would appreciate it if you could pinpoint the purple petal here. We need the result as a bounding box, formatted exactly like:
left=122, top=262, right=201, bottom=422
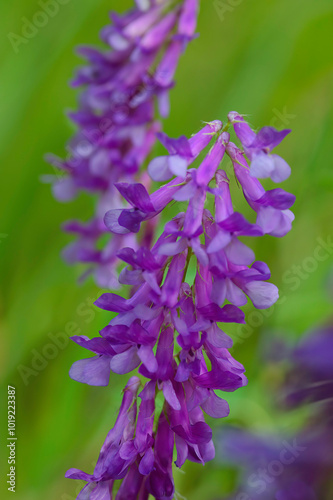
left=250, top=152, right=275, bottom=179
left=173, top=181, right=197, bottom=202
left=95, top=293, right=131, bottom=313
left=178, top=0, right=198, bottom=38
left=199, top=303, right=245, bottom=324
left=148, top=156, right=172, bottom=182
left=110, top=347, right=141, bottom=375
left=157, top=132, right=192, bottom=157
left=118, top=210, right=146, bottom=234
left=189, top=121, right=222, bottom=156
left=225, top=279, right=248, bottom=306
left=201, top=391, right=230, bottom=418
left=69, top=356, right=111, bottom=386
left=90, top=482, right=112, bottom=500
left=168, top=155, right=188, bottom=178
left=158, top=238, right=188, bottom=256
left=115, top=183, right=155, bottom=213
left=163, top=379, right=181, bottom=410
left=254, top=126, right=291, bottom=150
left=257, top=207, right=294, bottom=237
left=207, top=230, right=231, bottom=253
left=138, top=345, right=158, bottom=373
left=139, top=448, right=155, bottom=475
left=206, top=324, right=233, bottom=349
left=65, top=468, right=92, bottom=481
left=271, top=154, right=291, bottom=182
left=242, top=281, right=279, bottom=309
left=196, top=133, right=227, bottom=186
left=218, top=212, right=263, bottom=236
left=175, top=435, right=188, bottom=468
left=256, top=188, right=296, bottom=210
left=210, top=279, right=227, bottom=306
left=224, top=238, right=255, bottom=266
left=155, top=39, right=183, bottom=87
left=71, top=335, right=116, bottom=356
left=77, top=483, right=97, bottom=500
left=194, top=369, right=244, bottom=391
left=104, top=209, right=131, bottom=235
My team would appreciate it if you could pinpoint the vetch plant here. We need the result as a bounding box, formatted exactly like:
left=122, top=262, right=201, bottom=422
left=45, top=0, right=199, bottom=288
left=65, top=114, right=295, bottom=499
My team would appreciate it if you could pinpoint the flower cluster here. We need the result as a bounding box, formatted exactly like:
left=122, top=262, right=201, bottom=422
left=46, top=0, right=199, bottom=288
left=66, top=114, right=295, bottom=499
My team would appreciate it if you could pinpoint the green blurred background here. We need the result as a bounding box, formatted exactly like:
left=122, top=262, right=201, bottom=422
left=1, top=0, right=333, bottom=498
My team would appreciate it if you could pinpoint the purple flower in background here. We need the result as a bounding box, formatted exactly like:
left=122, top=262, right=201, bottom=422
left=66, top=110, right=295, bottom=498
left=217, top=325, right=333, bottom=500
left=46, top=0, right=199, bottom=287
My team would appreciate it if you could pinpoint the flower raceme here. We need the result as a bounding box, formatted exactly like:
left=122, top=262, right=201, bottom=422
left=66, top=113, right=295, bottom=499
left=45, top=0, right=199, bottom=288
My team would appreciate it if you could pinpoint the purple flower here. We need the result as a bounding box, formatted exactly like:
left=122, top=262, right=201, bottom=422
left=228, top=111, right=292, bottom=182
left=46, top=0, right=199, bottom=287
left=66, top=377, right=140, bottom=497
left=226, top=141, right=295, bottom=237
left=148, top=120, right=223, bottom=181
left=66, top=112, right=294, bottom=498
left=217, top=325, right=333, bottom=500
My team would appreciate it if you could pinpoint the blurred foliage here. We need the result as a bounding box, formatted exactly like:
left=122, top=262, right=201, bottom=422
left=0, top=0, right=332, bottom=499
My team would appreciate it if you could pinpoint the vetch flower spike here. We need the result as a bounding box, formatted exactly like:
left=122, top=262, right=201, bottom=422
left=66, top=112, right=295, bottom=498
left=46, top=0, right=199, bottom=287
